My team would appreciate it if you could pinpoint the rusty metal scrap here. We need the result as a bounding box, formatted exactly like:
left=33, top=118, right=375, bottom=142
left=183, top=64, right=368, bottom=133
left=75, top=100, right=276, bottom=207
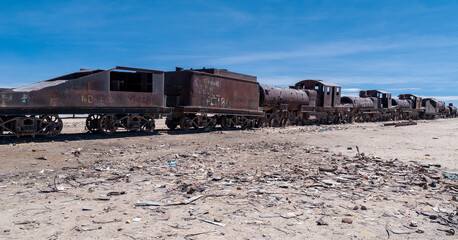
left=383, top=122, right=417, bottom=127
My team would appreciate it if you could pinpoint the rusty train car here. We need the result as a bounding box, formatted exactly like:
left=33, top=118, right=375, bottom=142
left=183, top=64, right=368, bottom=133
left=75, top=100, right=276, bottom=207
left=0, top=66, right=456, bottom=137
left=259, top=80, right=351, bottom=126
left=0, top=66, right=168, bottom=137
left=255, top=80, right=454, bottom=127
left=164, top=68, right=263, bottom=130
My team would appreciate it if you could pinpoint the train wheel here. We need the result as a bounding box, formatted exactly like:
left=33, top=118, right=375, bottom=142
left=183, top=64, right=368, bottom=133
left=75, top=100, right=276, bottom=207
left=241, top=118, right=254, bottom=129
left=280, top=118, right=291, bottom=127
left=179, top=117, right=192, bottom=131
left=98, top=114, right=118, bottom=134
left=230, top=117, right=237, bottom=128
left=206, top=117, right=217, bottom=130
left=269, top=117, right=280, bottom=127
left=220, top=116, right=231, bottom=130
left=41, top=115, right=63, bottom=137
left=141, top=115, right=155, bottom=132
left=333, top=114, right=342, bottom=124
left=350, top=115, right=355, bottom=123
left=86, top=114, right=102, bottom=133
left=165, top=118, right=178, bottom=130
left=128, top=115, right=143, bottom=132
left=354, top=115, right=361, bottom=123
left=256, top=118, right=269, bottom=128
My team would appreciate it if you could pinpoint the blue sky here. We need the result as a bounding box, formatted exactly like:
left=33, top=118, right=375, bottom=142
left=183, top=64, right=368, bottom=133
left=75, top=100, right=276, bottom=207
left=0, top=0, right=457, bottom=105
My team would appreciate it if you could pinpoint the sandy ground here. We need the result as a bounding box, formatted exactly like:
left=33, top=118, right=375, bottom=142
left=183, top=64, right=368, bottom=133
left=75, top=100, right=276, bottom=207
left=0, top=118, right=456, bottom=239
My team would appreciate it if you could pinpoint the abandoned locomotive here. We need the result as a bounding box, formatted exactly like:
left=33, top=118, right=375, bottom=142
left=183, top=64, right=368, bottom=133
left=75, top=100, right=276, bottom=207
left=0, top=66, right=455, bottom=137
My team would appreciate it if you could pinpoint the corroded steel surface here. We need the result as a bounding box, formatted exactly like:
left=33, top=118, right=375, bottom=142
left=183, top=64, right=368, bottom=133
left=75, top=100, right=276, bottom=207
left=391, top=98, right=411, bottom=109
left=259, top=84, right=309, bottom=111
left=422, top=98, right=446, bottom=114
left=341, top=96, right=375, bottom=110
left=164, top=68, right=262, bottom=116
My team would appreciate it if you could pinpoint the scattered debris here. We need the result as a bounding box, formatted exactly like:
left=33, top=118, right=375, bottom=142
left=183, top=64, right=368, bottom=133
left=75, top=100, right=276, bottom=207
left=316, top=217, right=327, bottom=225
left=200, top=219, right=225, bottom=227
left=184, top=231, right=215, bottom=239
left=443, top=173, right=458, bottom=180
left=107, top=191, right=126, bottom=196
left=383, top=122, right=417, bottom=127
left=135, top=200, right=161, bottom=207
left=342, top=218, right=353, bottom=224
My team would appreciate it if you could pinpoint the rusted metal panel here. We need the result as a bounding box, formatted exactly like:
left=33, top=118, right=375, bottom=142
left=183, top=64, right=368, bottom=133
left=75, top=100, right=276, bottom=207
left=191, top=68, right=257, bottom=82
left=0, top=67, right=168, bottom=115
left=384, top=122, right=417, bottom=127
left=422, top=98, right=445, bottom=114
left=391, top=98, right=411, bottom=109
left=164, top=69, right=262, bottom=116
left=341, top=96, right=375, bottom=110
left=422, top=98, right=437, bottom=114
left=259, top=84, right=309, bottom=111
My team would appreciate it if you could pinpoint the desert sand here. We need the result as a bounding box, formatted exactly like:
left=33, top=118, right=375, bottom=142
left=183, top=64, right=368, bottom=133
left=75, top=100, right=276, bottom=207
left=0, top=118, right=456, bottom=239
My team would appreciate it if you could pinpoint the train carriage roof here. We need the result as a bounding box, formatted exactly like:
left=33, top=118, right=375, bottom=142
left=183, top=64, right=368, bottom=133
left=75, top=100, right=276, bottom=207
left=366, top=90, right=391, bottom=94
left=10, top=66, right=163, bottom=93
left=398, top=94, right=420, bottom=98
left=294, top=80, right=341, bottom=88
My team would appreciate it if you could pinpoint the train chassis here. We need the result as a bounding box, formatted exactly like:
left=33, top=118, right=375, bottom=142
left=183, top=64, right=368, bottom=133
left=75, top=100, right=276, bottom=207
left=85, top=114, right=157, bottom=134
left=166, top=114, right=260, bottom=131
left=264, top=109, right=353, bottom=127
left=352, top=109, right=421, bottom=123
left=0, top=113, right=157, bottom=137
left=0, top=115, right=63, bottom=137
left=0, top=108, right=449, bottom=138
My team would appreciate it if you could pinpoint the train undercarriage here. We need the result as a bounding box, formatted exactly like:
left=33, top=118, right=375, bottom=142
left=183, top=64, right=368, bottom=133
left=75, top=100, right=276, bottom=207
left=0, top=113, right=157, bottom=137
left=0, top=115, right=64, bottom=137
left=0, top=108, right=454, bottom=138
left=166, top=113, right=261, bottom=131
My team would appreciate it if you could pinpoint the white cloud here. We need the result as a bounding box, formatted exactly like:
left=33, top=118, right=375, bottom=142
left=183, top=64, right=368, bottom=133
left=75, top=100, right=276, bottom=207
left=343, top=88, right=361, bottom=92
left=340, top=93, right=359, bottom=97
left=210, top=36, right=458, bottom=65
left=423, top=96, right=458, bottom=101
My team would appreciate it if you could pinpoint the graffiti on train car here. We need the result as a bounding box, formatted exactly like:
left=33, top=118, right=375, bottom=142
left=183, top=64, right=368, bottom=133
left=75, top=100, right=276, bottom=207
left=80, top=95, right=119, bottom=104
left=127, top=95, right=148, bottom=104
left=200, top=93, right=233, bottom=108
left=1, top=94, right=29, bottom=107
left=1, top=94, right=12, bottom=107
left=81, top=94, right=147, bottom=105
left=81, top=95, right=95, bottom=104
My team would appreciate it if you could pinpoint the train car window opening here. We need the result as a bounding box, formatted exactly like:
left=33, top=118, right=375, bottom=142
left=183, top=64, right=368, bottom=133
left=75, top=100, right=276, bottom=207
left=336, top=87, right=340, bottom=95
left=110, top=71, right=153, bottom=92
left=327, top=87, right=331, bottom=95
left=314, top=85, right=319, bottom=91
